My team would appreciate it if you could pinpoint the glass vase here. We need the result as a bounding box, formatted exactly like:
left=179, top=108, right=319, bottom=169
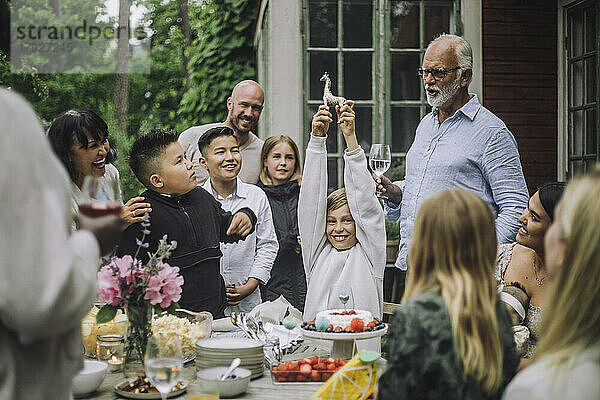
left=123, top=304, right=153, bottom=377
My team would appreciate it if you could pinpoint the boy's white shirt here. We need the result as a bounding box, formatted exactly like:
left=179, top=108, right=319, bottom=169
left=202, top=177, right=278, bottom=314
left=299, top=135, right=386, bottom=326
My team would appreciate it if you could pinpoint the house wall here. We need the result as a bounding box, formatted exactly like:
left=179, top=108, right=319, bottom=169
left=482, top=0, right=558, bottom=194
left=254, top=0, right=304, bottom=158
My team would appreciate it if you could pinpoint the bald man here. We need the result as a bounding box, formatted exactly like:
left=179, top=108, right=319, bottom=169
left=179, top=80, right=265, bottom=185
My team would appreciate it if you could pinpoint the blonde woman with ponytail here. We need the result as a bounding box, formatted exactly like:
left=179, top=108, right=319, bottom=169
left=503, top=167, right=600, bottom=400
left=378, top=189, right=518, bottom=400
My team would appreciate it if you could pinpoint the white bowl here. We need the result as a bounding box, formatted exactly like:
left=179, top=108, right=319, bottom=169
left=196, top=367, right=251, bottom=398
left=71, top=359, right=107, bottom=397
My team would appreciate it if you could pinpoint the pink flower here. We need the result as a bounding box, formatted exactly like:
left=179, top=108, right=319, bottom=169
left=143, top=264, right=184, bottom=308
left=97, top=266, right=121, bottom=306
left=112, top=255, right=136, bottom=284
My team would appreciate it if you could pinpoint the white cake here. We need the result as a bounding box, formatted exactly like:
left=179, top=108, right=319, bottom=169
left=316, top=309, right=372, bottom=328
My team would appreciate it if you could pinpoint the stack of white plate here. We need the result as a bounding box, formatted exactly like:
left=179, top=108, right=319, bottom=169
left=195, top=337, right=265, bottom=379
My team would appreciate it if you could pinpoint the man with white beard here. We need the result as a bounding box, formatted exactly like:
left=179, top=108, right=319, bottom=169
left=375, top=34, right=529, bottom=272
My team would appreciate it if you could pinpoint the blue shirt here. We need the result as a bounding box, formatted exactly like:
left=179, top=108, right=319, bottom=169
left=385, top=95, right=529, bottom=270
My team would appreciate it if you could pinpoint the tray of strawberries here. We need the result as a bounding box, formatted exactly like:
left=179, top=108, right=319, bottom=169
left=271, top=355, right=347, bottom=385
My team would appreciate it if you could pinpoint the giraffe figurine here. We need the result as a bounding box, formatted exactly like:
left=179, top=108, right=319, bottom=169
left=320, top=72, right=346, bottom=108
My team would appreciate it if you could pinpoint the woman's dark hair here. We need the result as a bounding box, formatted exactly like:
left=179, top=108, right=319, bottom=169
left=538, top=182, right=567, bottom=221
left=47, top=109, right=112, bottom=182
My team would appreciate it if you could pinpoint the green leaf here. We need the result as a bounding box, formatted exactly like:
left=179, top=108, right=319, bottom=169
left=96, top=304, right=118, bottom=324
left=165, top=302, right=180, bottom=315
left=358, top=350, right=381, bottom=363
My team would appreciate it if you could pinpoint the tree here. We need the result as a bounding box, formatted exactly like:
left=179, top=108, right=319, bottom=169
left=178, top=0, right=257, bottom=130
left=114, top=0, right=131, bottom=134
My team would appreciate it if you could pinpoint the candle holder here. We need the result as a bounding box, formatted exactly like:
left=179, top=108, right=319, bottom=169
left=96, top=333, right=125, bottom=372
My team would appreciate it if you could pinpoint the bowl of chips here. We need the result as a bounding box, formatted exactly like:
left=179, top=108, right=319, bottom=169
left=81, top=306, right=127, bottom=357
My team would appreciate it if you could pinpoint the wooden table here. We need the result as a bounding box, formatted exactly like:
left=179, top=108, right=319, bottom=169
left=88, top=363, right=319, bottom=400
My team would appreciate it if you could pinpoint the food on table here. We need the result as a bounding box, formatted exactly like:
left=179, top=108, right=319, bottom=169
left=271, top=355, right=347, bottom=383
left=317, top=309, right=372, bottom=327
left=302, top=310, right=385, bottom=333
left=151, top=313, right=210, bottom=359
left=310, top=351, right=378, bottom=400
left=81, top=306, right=127, bottom=356
left=117, top=374, right=185, bottom=394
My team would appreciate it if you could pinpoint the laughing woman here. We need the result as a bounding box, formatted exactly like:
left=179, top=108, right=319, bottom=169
left=47, top=109, right=151, bottom=228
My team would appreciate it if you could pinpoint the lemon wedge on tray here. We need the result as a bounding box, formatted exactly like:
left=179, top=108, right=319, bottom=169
left=310, top=350, right=379, bottom=400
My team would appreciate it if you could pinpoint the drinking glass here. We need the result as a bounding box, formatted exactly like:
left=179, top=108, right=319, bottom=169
left=78, top=175, right=122, bottom=218
left=327, top=283, right=355, bottom=311
left=145, top=335, right=184, bottom=400
left=187, top=380, right=220, bottom=400
left=369, top=144, right=391, bottom=199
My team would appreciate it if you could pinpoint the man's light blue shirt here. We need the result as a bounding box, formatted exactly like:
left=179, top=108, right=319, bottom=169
left=385, top=94, right=529, bottom=270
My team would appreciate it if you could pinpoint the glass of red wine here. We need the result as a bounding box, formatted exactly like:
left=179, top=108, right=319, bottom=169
left=78, top=175, right=122, bottom=218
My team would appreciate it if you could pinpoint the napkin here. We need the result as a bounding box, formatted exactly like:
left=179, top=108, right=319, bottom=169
left=248, top=295, right=303, bottom=325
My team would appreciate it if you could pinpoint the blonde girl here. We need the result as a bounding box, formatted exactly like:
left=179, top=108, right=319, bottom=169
left=257, top=135, right=306, bottom=310
left=378, top=189, right=518, bottom=399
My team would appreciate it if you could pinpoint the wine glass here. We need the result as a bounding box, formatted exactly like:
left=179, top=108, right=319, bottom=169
left=145, top=335, right=183, bottom=400
left=327, top=283, right=355, bottom=312
left=78, top=175, right=122, bottom=218
left=369, top=144, right=391, bottom=199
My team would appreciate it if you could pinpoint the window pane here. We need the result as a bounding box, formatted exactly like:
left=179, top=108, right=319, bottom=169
left=586, top=159, right=597, bottom=173
left=343, top=0, right=372, bottom=48
left=424, top=3, right=452, bottom=45
left=387, top=157, right=406, bottom=181
left=390, top=1, right=419, bottom=48
left=310, top=52, right=338, bottom=100
left=309, top=0, right=337, bottom=48
left=571, top=159, right=584, bottom=176
left=327, top=158, right=339, bottom=193
left=571, top=10, right=584, bottom=57
left=585, top=7, right=596, bottom=53
left=343, top=52, right=372, bottom=100
left=391, top=53, right=421, bottom=100
left=586, top=109, right=597, bottom=156
left=573, top=110, right=583, bottom=156
left=309, top=105, right=339, bottom=153
left=572, top=60, right=584, bottom=107
left=391, top=107, right=419, bottom=152
left=354, top=106, right=373, bottom=151
left=586, top=57, right=596, bottom=105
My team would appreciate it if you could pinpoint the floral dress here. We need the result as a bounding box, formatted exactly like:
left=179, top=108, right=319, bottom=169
left=496, top=243, right=542, bottom=358
left=378, top=290, right=519, bottom=400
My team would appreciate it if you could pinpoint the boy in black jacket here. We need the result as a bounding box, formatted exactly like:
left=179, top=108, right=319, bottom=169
left=117, top=129, right=256, bottom=318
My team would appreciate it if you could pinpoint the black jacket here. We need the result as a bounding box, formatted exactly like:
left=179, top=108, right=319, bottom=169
left=257, top=180, right=306, bottom=311
left=116, top=187, right=256, bottom=318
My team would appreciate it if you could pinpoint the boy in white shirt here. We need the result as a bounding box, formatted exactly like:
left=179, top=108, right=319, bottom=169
left=199, top=126, right=279, bottom=314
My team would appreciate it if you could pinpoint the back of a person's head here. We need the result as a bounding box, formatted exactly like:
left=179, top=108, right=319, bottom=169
left=537, top=167, right=600, bottom=363
left=501, top=282, right=530, bottom=324
left=197, top=126, right=236, bottom=157
left=406, top=188, right=503, bottom=395
left=47, top=109, right=111, bottom=182
left=407, top=188, right=497, bottom=291
left=259, top=135, right=302, bottom=185
left=538, top=181, right=567, bottom=221
left=129, top=129, right=178, bottom=189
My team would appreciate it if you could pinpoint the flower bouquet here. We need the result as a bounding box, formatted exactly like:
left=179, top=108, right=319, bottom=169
left=96, top=215, right=184, bottom=374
